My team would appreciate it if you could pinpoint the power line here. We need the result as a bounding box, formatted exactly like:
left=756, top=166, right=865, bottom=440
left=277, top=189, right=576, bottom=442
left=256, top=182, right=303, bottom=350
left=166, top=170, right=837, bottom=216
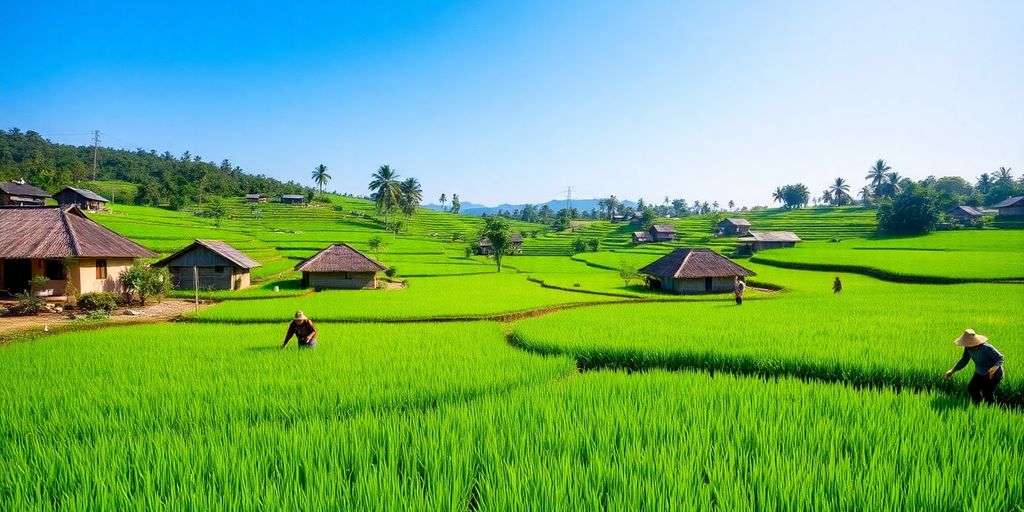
left=92, top=130, right=101, bottom=181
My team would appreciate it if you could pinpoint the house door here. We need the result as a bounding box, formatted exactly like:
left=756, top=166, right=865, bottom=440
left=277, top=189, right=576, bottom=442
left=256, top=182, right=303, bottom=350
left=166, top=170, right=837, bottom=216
left=704, top=277, right=713, bottom=292
left=2, top=259, right=32, bottom=295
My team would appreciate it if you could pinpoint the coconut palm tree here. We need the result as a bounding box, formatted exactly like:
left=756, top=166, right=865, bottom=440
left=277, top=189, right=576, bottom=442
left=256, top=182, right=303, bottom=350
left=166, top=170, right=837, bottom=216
left=771, top=187, right=784, bottom=205
left=820, top=189, right=833, bottom=206
left=858, top=186, right=873, bottom=205
left=865, top=159, right=891, bottom=196
left=368, top=165, right=402, bottom=227
left=400, top=177, right=423, bottom=218
left=311, top=164, right=331, bottom=198
left=976, top=173, right=993, bottom=194
left=995, top=167, right=1013, bottom=184
left=439, top=193, right=447, bottom=212
left=882, top=172, right=904, bottom=198
left=829, top=177, right=851, bottom=206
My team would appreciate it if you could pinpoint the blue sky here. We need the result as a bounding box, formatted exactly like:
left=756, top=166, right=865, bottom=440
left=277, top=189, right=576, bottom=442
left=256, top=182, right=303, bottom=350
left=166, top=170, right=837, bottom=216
left=2, top=0, right=1021, bottom=206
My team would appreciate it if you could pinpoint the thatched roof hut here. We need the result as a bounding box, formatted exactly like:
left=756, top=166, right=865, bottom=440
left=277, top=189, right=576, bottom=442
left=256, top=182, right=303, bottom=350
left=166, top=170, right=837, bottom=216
left=640, top=248, right=754, bottom=294
left=294, top=243, right=386, bottom=289
left=737, top=231, right=801, bottom=253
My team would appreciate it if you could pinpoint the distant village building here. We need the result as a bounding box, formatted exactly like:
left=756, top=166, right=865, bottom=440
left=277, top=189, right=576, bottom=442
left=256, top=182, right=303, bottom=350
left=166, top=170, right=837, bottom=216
left=281, top=194, right=305, bottom=204
left=737, top=231, right=802, bottom=253
left=946, top=205, right=984, bottom=225
left=0, top=205, right=155, bottom=296
left=0, top=181, right=51, bottom=207
left=716, top=218, right=751, bottom=237
left=632, top=231, right=653, bottom=245
left=609, top=211, right=626, bottom=223
left=477, top=233, right=524, bottom=255
left=54, top=187, right=110, bottom=210
left=244, top=194, right=268, bottom=203
left=153, top=239, right=261, bottom=291
left=648, top=224, right=677, bottom=242
left=640, top=248, right=756, bottom=294
left=295, top=243, right=387, bottom=290
left=992, top=196, right=1024, bottom=217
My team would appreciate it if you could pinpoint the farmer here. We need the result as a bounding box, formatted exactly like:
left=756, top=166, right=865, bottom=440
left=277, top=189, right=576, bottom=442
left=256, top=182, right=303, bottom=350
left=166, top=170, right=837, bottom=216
left=833, top=276, right=842, bottom=294
left=733, top=277, right=746, bottom=305
left=943, top=329, right=1004, bottom=404
left=282, top=310, right=318, bottom=349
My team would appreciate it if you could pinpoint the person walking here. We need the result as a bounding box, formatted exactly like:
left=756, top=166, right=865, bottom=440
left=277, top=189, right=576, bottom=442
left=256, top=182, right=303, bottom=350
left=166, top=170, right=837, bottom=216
left=282, top=310, right=318, bottom=349
left=833, top=276, right=842, bottom=294
left=733, top=277, right=746, bottom=305
left=943, top=329, right=1004, bottom=404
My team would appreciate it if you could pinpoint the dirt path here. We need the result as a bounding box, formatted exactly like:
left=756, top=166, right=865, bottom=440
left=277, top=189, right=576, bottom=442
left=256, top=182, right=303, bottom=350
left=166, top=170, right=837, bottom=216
left=0, top=299, right=214, bottom=342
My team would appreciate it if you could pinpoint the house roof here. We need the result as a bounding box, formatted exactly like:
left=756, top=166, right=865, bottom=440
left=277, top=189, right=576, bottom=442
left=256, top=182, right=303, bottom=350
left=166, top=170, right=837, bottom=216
left=720, top=218, right=751, bottom=226
left=640, top=248, right=756, bottom=279
left=650, top=224, right=677, bottom=234
left=479, top=233, right=524, bottom=247
left=281, top=194, right=304, bottom=200
left=0, top=181, right=51, bottom=198
left=737, top=231, right=802, bottom=243
left=991, top=196, right=1024, bottom=209
left=153, top=239, right=261, bottom=269
left=244, top=193, right=264, bottom=199
left=632, top=231, right=652, bottom=241
left=0, top=206, right=156, bottom=259
left=294, top=243, right=386, bottom=273
left=57, top=186, right=109, bottom=203
left=947, top=205, right=983, bottom=217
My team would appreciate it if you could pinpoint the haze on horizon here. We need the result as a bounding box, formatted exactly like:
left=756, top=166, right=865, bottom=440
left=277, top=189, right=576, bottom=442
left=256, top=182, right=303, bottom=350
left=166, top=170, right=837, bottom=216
left=1, top=0, right=1021, bottom=208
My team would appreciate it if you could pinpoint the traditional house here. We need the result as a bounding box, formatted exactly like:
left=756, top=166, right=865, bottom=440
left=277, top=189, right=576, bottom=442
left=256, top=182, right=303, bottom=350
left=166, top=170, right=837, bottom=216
left=640, top=248, right=755, bottom=294
left=628, top=212, right=644, bottom=225
left=716, top=218, right=751, bottom=237
left=477, top=233, right=524, bottom=255
left=244, top=194, right=268, bottom=203
left=153, top=240, right=260, bottom=291
left=649, top=224, right=677, bottom=242
left=281, top=194, right=305, bottom=204
left=0, top=181, right=51, bottom=207
left=992, top=196, right=1024, bottom=217
left=946, top=205, right=984, bottom=225
left=632, top=231, right=653, bottom=245
left=294, top=243, right=387, bottom=290
left=0, top=206, right=155, bottom=297
left=610, top=213, right=626, bottom=223
left=54, top=187, right=110, bottom=210
left=737, top=231, right=802, bottom=253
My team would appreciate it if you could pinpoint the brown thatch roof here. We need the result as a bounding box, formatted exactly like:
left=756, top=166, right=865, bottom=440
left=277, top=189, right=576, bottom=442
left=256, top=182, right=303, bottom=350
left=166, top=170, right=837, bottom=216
left=0, top=206, right=156, bottom=259
left=0, top=181, right=51, bottom=198
left=720, top=218, right=751, bottom=226
left=57, top=186, right=109, bottom=203
left=650, top=224, right=677, bottom=234
left=737, top=231, right=801, bottom=243
left=640, top=248, right=755, bottom=279
left=992, top=196, right=1024, bottom=208
left=153, top=239, right=261, bottom=269
left=294, top=243, right=386, bottom=273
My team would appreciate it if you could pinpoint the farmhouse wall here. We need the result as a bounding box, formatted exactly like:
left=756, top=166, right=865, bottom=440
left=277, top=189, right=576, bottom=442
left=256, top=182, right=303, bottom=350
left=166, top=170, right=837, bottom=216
left=306, top=271, right=377, bottom=290
left=171, top=266, right=248, bottom=290
left=70, top=257, right=134, bottom=294
left=998, top=206, right=1024, bottom=216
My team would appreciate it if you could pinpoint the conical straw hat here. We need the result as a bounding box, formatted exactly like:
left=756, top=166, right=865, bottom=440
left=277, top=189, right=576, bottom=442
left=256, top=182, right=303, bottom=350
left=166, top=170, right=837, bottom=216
left=953, top=329, right=987, bottom=347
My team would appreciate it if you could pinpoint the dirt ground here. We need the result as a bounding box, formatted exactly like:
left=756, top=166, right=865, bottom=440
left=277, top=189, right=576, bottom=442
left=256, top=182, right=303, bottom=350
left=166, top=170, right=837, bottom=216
left=0, top=299, right=214, bottom=340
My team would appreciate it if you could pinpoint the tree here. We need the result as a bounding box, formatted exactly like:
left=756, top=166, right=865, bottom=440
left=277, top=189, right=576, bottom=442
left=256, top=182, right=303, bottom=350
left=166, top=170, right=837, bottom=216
left=311, top=164, right=331, bottom=198
left=571, top=238, right=587, bottom=253
left=727, top=200, right=735, bottom=211
left=828, top=177, right=851, bottom=206
left=586, top=238, right=600, bottom=252
left=618, top=260, right=642, bottom=287
left=369, top=165, right=402, bottom=228
left=209, top=197, right=226, bottom=227
left=399, top=177, right=422, bottom=218
left=450, top=194, right=461, bottom=214
left=866, top=159, right=891, bottom=196
left=368, top=236, right=386, bottom=259
left=481, top=216, right=512, bottom=272
left=975, top=173, right=994, bottom=194
left=775, top=184, right=810, bottom=208
left=876, top=183, right=939, bottom=235
left=439, top=193, right=447, bottom=212
left=119, top=263, right=172, bottom=306
left=771, top=187, right=784, bottom=205
left=995, top=167, right=1013, bottom=185
left=858, top=186, right=873, bottom=205
left=640, top=207, right=656, bottom=230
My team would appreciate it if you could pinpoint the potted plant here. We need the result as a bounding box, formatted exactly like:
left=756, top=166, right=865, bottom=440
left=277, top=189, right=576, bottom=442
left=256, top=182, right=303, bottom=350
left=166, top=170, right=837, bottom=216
left=31, top=275, right=53, bottom=298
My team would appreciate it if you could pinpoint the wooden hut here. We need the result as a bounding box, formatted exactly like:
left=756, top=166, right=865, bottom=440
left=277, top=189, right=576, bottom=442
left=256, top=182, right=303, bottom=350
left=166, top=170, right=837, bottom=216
left=632, top=231, right=653, bottom=245
left=244, top=194, right=267, bottom=203
left=54, top=186, right=110, bottom=210
left=737, top=231, right=802, bottom=253
left=946, top=205, right=983, bottom=225
left=0, top=206, right=155, bottom=296
left=295, top=243, right=387, bottom=290
left=281, top=194, right=305, bottom=204
left=0, top=181, right=50, bottom=207
left=477, top=233, right=524, bottom=255
left=639, top=248, right=755, bottom=294
left=649, top=224, right=677, bottom=242
left=992, top=196, right=1024, bottom=217
left=716, top=218, right=751, bottom=237
left=152, top=239, right=261, bottom=291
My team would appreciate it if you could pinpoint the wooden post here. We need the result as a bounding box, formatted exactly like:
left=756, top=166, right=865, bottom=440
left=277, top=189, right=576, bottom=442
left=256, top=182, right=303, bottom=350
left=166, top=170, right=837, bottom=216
left=193, top=266, right=199, bottom=312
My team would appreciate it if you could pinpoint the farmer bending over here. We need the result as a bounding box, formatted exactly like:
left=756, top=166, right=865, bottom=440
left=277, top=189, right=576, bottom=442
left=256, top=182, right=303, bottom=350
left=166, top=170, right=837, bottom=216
left=282, top=310, right=318, bottom=349
left=944, top=329, right=1004, bottom=404
left=832, top=276, right=842, bottom=294
left=733, top=277, right=746, bottom=305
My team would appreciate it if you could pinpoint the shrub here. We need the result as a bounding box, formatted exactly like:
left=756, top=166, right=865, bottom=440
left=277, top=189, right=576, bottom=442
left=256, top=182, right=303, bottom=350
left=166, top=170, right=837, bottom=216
left=571, top=238, right=587, bottom=254
left=77, top=292, right=120, bottom=313
left=586, top=238, right=600, bottom=252
left=9, top=293, right=45, bottom=316
left=618, top=261, right=642, bottom=286
left=120, top=263, right=172, bottom=306
left=385, top=267, right=397, bottom=279
left=877, top=183, right=939, bottom=235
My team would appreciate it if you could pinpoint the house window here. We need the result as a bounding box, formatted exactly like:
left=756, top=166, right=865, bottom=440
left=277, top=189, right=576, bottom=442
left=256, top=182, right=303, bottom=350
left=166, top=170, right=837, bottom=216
left=96, top=259, right=108, bottom=279
left=214, top=266, right=225, bottom=273
left=45, top=260, right=66, bottom=280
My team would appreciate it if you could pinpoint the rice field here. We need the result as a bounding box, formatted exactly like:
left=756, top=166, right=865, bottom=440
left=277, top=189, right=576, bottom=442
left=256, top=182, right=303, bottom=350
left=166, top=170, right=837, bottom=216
left=3, top=200, right=1023, bottom=509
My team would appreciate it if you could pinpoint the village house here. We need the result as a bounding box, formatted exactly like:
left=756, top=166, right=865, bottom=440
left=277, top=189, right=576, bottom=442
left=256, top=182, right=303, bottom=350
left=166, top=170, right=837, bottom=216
left=477, top=233, right=524, bottom=255
left=628, top=212, right=644, bottom=225
left=716, top=218, right=751, bottom=237
left=0, top=205, right=155, bottom=297
left=639, top=248, right=756, bottom=294
left=54, top=186, right=110, bottom=211
left=946, top=205, right=984, bottom=225
left=632, top=231, right=653, bottom=245
left=153, top=239, right=260, bottom=291
left=737, top=231, right=802, bottom=253
left=244, top=193, right=268, bottom=203
left=992, top=196, right=1024, bottom=217
left=281, top=194, right=305, bottom=204
left=294, top=243, right=387, bottom=290
left=649, top=224, right=677, bottom=242
left=0, top=180, right=51, bottom=207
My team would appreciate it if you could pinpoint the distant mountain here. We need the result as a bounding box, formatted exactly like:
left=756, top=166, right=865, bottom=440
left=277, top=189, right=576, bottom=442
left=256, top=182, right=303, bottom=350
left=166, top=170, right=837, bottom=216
left=424, top=198, right=636, bottom=216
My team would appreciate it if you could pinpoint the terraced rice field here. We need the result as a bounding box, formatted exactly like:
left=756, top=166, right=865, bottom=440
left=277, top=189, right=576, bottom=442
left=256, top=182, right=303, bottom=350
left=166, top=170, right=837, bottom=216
left=2, top=200, right=1022, bottom=509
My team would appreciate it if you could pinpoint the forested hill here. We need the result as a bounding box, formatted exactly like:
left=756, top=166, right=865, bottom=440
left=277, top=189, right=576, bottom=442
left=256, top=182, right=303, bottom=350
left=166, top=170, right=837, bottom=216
left=0, top=128, right=311, bottom=208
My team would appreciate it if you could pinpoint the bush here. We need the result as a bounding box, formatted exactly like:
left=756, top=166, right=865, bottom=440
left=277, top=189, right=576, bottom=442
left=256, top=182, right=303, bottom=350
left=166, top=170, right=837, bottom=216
left=120, top=263, right=172, bottom=306
left=8, top=293, right=45, bottom=316
left=571, top=238, right=587, bottom=253
left=385, top=267, right=397, bottom=279
left=586, top=238, right=600, bottom=252
left=77, top=292, right=120, bottom=313
left=877, top=183, right=939, bottom=235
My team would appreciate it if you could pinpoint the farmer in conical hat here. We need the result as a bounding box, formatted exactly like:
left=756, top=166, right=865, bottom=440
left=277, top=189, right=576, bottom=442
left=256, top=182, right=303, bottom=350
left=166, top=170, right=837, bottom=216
left=282, top=310, right=318, bottom=349
left=943, top=329, right=1004, bottom=404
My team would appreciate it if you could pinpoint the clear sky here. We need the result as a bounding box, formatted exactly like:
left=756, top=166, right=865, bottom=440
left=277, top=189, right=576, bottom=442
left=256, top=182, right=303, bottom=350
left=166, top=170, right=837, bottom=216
left=2, top=0, right=1021, bottom=207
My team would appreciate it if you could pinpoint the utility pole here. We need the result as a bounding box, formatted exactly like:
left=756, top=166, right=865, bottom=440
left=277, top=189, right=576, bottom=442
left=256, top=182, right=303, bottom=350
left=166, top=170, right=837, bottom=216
left=565, top=186, right=573, bottom=219
left=92, top=130, right=101, bottom=182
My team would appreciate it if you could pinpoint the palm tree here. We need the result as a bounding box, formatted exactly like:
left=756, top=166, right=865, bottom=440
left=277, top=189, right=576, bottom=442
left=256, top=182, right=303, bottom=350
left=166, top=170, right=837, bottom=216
left=995, top=167, right=1013, bottom=184
left=311, top=164, right=331, bottom=198
left=828, top=177, right=851, bottom=206
left=820, top=189, right=833, bottom=206
left=439, top=193, right=447, bottom=212
left=882, top=172, right=903, bottom=198
left=772, top=187, right=784, bottom=205
left=400, top=177, right=423, bottom=218
left=976, top=173, right=993, bottom=194
left=858, top=186, right=873, bottom=205
left=865, top=159, right=891, bottom=196
left=368, top=165, right=402, bottom=227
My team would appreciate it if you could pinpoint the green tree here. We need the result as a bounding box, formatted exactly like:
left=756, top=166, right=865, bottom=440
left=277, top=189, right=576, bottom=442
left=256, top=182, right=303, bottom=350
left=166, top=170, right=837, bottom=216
left=571, top=238, right=586, bottom=253
left=311, top=164, right=331, bottom=198
left=641, top=207, right=656, bottom=230
left=438, top=193, right=447, bottom=211
left=450, top=194, right=461, bottom=214
left=618, top=260, right=642, bottom=287
left=400, top=177, right=423, bottom=218
left=119, top=263, right=172, bottom=306
left=865, top=159, right=891, bottom=197
left=876, top=183, right=939, bottom=235
left=481, top=216, right=512, bottom=272
left=368, top=236, right=386, bottom=260
left=209, top=197, right=226, bottom=227
left=369, top=165, right=402, bottom=228
left=829, top=177, right=852, bottom=206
